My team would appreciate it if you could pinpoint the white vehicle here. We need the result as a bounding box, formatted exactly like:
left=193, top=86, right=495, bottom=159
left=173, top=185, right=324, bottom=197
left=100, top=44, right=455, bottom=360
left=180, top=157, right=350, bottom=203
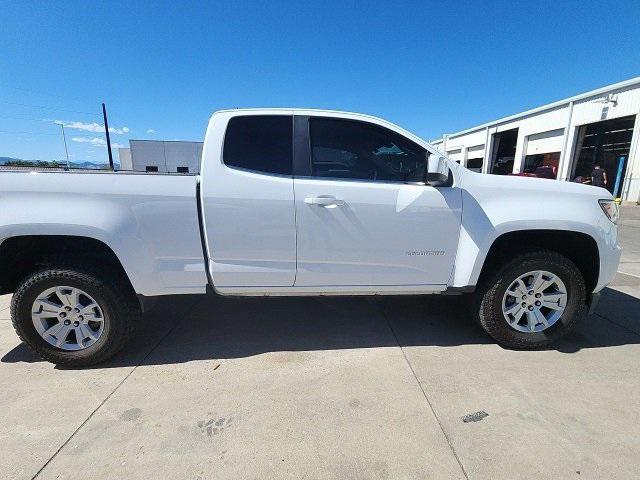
left=1, top=109, right=621, bottom=366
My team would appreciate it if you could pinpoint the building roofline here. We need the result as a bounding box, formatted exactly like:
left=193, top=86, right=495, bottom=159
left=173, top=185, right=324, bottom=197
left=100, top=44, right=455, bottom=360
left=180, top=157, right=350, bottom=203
left=433, top=76, right=640, bottom=143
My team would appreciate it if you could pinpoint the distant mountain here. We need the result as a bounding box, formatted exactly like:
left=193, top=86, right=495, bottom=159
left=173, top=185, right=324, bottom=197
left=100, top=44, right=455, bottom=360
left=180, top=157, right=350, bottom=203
left=0, top=157, right=26, bottom=164
left=0, top=157, right=117, bottom=170
left=69, top=161, right=112, bottom=170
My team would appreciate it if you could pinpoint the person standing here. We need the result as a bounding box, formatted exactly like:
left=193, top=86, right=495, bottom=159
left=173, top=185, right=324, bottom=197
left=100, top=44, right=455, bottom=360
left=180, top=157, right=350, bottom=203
left=591, top=164, right=608, bottom=188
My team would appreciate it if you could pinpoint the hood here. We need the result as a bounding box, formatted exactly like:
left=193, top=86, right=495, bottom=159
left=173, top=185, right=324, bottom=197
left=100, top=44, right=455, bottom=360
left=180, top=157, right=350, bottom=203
left=458, top=166, right=613, bottom=200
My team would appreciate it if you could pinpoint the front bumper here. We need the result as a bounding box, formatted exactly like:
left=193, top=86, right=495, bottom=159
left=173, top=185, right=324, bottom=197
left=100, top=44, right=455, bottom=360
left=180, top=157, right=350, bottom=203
left=594, top=216, right=622, bottom=293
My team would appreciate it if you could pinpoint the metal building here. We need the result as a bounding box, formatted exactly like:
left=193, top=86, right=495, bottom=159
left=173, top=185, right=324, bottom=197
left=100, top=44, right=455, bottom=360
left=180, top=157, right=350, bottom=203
left=432, top=77, right=640, bottom=202
left=118, top=147, right=132, bottom=171
left=120, top=140, right=203, bottom=174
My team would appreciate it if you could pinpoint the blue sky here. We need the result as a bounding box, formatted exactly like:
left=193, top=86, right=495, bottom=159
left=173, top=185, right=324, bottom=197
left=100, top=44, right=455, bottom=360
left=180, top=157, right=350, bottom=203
left=1, top=0, right=639, bottom=163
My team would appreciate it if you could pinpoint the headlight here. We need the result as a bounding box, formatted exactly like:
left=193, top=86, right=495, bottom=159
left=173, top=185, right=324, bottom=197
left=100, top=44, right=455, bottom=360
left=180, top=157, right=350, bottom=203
left=599, top=199, right=619, bottom=224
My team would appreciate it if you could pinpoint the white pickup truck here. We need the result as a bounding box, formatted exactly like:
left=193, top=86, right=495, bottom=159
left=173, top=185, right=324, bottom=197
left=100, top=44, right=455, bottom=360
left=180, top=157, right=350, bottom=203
left=2, top=109, right=621, bottom=366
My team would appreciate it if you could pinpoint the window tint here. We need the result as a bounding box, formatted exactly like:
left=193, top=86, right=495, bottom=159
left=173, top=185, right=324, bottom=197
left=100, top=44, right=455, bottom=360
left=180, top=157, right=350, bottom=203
left=309, top=118, right=428, bottom=182
left=223, top=115, right=292, bottom=175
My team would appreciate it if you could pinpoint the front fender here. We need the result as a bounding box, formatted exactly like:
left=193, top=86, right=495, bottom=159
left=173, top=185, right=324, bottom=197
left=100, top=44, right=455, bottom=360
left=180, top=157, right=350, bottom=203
left=452, top=185, right=616, bottom=291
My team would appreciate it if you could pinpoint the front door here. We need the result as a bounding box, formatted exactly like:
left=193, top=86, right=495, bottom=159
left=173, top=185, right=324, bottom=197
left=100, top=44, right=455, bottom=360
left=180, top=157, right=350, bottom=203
left=293, top=116, right=461, bottom=287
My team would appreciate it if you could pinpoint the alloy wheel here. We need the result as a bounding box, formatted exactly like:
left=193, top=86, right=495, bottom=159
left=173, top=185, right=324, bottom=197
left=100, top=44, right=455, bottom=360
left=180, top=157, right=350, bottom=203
left=31, top=286, right=105, bottom=350
left=501, top=270, right=567, bottom=333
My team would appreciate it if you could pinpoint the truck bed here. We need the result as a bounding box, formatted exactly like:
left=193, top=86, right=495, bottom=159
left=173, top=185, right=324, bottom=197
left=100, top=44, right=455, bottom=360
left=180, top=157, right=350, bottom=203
left=0, top=170, right=207, bottom=296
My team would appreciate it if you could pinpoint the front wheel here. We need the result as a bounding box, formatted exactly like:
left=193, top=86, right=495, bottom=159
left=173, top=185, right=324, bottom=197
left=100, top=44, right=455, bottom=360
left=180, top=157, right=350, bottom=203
left=11, top=266, right=139, bottom=367
left=475, top=250, right=587, bottom=349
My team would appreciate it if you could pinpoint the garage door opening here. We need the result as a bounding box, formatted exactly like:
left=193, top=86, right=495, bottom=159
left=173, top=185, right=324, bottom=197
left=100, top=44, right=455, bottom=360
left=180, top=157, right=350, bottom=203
left=467, top=157, right=483, bottom=172
left=490, top=128, right=518, bottom=175
left=523, top=152, right=560, bottom=178
left=522, top=128, right=564, bottom=179
left=570, top=115, right=635, bottom=196
left=446, top=148, right=462, bottom=164
left=465, top=144, right=484, bottom=172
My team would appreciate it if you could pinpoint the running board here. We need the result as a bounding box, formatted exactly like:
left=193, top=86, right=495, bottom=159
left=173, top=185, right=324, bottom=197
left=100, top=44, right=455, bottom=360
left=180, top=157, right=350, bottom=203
left=213, top=284, right=447, bottom=297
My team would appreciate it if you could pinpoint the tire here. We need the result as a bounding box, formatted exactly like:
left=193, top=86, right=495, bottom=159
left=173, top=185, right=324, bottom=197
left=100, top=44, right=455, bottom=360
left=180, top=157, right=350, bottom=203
left=474, top=249, right=587, bottom=349
left=11, top=266, right=139, bottom=367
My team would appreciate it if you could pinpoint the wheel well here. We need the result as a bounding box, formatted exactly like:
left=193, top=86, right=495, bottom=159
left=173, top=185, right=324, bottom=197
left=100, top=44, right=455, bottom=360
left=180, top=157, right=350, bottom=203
left=478, top=230, right=599, bottom=293
left=0, top=235, right=135, bottom=297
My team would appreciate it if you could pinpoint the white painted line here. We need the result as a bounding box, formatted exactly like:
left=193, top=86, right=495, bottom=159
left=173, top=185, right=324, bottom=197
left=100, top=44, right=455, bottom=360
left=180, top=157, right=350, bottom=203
left=617, top=270, right=640, bottom=279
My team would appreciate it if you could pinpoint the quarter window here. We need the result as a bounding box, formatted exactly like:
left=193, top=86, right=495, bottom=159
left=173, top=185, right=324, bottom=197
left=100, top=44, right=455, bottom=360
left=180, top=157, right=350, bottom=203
left=309, top=118, right=428, bottom=182
left=223, top=115, right=293, bottom=175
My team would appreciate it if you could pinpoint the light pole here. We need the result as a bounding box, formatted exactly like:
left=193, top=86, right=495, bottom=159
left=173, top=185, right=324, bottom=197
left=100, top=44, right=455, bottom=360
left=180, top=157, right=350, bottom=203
left=102, top=103, right=114, bottom=170
left=57, top=122, right=70, bottom=169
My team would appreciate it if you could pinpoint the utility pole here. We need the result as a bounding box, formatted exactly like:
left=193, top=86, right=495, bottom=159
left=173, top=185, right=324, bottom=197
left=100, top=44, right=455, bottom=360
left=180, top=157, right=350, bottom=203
left=58, top=122, right=70, bottom=169
left=102, top=103, right=114, bottom=170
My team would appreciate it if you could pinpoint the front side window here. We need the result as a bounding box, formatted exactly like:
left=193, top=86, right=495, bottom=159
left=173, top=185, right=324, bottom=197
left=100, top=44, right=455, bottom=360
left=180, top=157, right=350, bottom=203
left=309, top=118, right=428, bottom=182
left=223, top=115, right=292, bottom=175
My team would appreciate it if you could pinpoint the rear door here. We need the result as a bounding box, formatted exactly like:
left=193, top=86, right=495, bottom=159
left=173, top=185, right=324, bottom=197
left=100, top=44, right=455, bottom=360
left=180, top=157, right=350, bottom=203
left=200, top=112, right=296, bottom=287
left=293, top=115, right=462, bottom=287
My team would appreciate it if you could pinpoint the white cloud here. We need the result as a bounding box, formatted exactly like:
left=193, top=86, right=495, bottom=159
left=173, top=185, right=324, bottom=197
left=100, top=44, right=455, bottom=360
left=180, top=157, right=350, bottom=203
left=72, top=136, right=107, bottom=146
left=146, top=129, right=155, bottom=134
left=52, top=120, right=130, bottom=135
left=71, top=136, right=124, bottom=148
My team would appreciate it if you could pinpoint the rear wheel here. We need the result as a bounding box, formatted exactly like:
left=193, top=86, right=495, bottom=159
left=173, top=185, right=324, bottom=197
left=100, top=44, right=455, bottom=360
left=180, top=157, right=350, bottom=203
left=11, top=266, right=139, bottom=367
left=475, top=250, right=587, bottom=349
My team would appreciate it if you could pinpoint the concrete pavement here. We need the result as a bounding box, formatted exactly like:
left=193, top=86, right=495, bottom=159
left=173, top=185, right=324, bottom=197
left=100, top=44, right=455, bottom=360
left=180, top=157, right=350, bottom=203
left=618, top=204, right=640, bottom=277
left=1, top=207, right=639, bottom=479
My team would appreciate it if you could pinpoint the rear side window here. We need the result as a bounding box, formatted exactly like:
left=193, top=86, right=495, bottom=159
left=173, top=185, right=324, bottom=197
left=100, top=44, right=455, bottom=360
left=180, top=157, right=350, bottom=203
left=223, top=115, right=293, bottom=175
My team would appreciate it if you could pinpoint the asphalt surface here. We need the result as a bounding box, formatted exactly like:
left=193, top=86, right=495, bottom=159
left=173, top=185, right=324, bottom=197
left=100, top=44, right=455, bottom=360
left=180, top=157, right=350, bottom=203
left=1, top=206, right=639, bottom=479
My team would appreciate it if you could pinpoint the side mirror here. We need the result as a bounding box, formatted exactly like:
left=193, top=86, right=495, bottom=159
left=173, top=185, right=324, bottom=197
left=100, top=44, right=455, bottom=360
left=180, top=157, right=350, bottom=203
left=425, top=155, right=450, bottom=187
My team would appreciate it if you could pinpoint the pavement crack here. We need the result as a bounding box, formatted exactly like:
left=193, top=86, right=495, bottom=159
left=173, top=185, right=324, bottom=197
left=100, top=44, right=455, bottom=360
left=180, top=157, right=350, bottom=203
left=380, top=305, right=470, bottom=480
left=31, top=296, right=203, bottom=480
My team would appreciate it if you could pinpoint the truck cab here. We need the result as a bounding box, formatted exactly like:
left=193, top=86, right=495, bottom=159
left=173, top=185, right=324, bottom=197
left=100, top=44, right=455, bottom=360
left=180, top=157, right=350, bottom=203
left=201, top=109, right=461, bottom=295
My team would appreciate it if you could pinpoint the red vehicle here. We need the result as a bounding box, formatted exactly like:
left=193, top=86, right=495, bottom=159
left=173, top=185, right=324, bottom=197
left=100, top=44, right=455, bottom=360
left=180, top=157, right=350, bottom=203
left=510, top=165, right=558, bottom=179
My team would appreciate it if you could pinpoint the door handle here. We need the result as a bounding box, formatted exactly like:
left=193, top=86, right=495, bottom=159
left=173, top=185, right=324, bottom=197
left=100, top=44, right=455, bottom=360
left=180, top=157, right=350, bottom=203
left=304, top=195, right=344, bottom=207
